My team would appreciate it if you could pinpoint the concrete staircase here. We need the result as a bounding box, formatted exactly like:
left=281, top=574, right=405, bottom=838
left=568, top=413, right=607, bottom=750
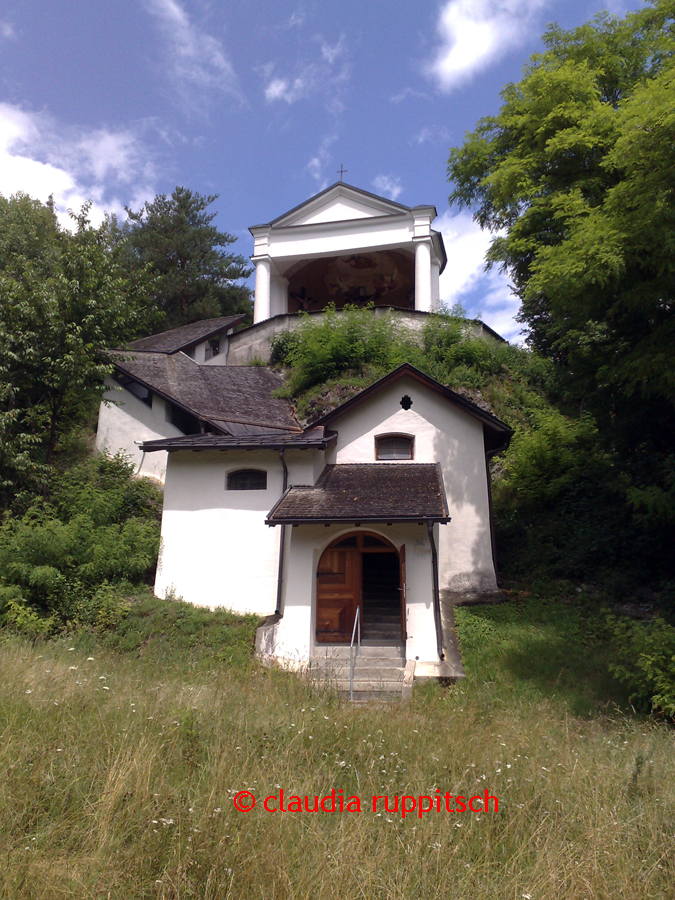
left=361, top=604, right=402, bottom=642
left=310, top=640, right=411, bottom=701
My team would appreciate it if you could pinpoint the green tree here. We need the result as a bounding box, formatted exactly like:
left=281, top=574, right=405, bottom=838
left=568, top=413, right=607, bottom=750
left=123, top=186, right=252, bottom=328
left=447, top=0, right=675, bottom=548
left=0, top=194, right=148, bottom=505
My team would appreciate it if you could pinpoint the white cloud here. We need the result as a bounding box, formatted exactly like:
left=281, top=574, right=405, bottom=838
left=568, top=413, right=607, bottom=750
left=372, top=175, right=403, bottom=202
left=307, top=134, right=338, bottom=189
left=427, top=0, right=552, bottom=92
left=143, top=0, right=239, bottom=109
left=436, top=209, right=522, bottom=340
left=286, top=9, right=307, bottom=29
left=319, top=35, right=345, bottom=65
left=0, top=103, right=157, bottom=227
left=265, top=75, right=310, bottom=104
left=411, top=125, right=451, bottom=146
left=0, top=20, right=16, bottom=41
left=390, top=87, right=431, bottom=104
left=263, top=33, right=349, bottom=108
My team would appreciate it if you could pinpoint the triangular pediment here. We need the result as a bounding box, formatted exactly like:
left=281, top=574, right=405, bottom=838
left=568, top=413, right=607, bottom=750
left=270, top=183, right=411, bottom=228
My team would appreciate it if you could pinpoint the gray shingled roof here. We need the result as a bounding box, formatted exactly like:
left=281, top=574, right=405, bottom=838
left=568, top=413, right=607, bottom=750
left=128, top=316, right=246, bottom=354
left=112, top=351, right=300, bottom=433
left=266, top=464, right=450, bottom=525
left=141, top=427, right=335, bottom=452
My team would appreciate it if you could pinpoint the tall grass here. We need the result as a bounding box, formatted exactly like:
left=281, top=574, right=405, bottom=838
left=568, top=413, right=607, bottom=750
left=1, top=594, right=674, bottom=899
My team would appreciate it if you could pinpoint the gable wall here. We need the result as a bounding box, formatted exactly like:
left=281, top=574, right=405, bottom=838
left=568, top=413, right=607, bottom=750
left=96, top=377, right=183, bottom=483
left=326, top=375, right=497, bottom=592
left=299, top=198, right=378, bottom=224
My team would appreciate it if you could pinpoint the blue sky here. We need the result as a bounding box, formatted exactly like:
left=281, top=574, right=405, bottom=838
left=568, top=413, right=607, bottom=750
left=0, top=0, right=642, bottom=340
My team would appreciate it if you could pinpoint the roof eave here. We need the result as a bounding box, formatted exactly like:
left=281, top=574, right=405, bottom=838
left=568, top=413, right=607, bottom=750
left=140, top=436, right=331, bottom=453
left=166, top=315, right=247, bottom=354
left=128, top=316, right=247, bottom=354
left=253, top=181, right=416, bottom=231
left=266, top=515, right=452, bottom=527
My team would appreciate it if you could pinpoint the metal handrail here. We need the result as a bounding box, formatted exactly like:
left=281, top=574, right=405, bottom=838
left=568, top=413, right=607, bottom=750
left=349, top=605, right=361, bottom=702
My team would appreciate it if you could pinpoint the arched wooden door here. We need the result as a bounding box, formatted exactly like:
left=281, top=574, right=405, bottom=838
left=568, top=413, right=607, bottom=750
left=316, top=532, right=404, bottom=643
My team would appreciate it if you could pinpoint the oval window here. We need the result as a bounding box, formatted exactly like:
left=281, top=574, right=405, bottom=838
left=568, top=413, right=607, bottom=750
left=227, top=469, right=267, bottom=490
left=375, top=435, right=413, bottom=460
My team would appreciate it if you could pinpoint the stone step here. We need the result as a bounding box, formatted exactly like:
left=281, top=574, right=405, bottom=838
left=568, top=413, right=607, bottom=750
left=362, top=629, right=401, bottom=641
left=355, top=656, right=405, bottom=668
left=313, top=654, right=403, bottom=666
left=362, top=614, right=401, bottom=624
left=312, top=642, right=404, bottom=660
left=362, top=605, right=399, bottom=612
left=351, top=666, right=404, bottom=681
left=312, top=655, right=404, bottom=671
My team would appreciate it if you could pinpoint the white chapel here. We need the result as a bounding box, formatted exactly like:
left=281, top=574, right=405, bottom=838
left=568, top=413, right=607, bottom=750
left=96, top=182, right=511, bottom=691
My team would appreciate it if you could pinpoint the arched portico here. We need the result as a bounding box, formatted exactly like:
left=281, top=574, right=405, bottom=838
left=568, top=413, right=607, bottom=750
left=250, top=182, right=446, bottom=323
left=315, top=531, right=405, bottom=643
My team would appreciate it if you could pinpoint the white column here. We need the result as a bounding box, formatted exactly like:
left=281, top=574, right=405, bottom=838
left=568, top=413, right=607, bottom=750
left=270, top=275, right=289, bottom=317
left=431, top=259, right=440, bottom=310
left=253, top=257, right=271, bottom=324
left=414, top=240, right=432, bottom=312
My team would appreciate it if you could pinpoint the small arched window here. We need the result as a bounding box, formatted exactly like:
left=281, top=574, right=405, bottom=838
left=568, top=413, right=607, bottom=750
left=375, top=434, right=414, bottom=460
left=227, top=469, right=267, bottom=491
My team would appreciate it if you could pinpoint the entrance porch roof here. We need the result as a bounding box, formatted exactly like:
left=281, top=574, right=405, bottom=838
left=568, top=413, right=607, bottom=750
left=266, top=463, right=450, bottom=526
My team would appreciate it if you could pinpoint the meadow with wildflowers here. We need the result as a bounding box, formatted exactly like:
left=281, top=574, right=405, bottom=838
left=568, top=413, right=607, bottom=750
left=1, top=591, right=674, bottom=900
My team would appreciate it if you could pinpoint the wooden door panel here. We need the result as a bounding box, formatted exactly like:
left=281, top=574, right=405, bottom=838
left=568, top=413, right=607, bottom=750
left=316, top=549, right=360, bottom=642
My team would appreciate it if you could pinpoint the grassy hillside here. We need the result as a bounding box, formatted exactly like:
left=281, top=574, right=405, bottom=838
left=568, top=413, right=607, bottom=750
left=2, top=594, right=674, bottom=900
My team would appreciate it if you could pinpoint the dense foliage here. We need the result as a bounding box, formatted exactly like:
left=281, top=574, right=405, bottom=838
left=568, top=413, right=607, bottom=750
left=0, top=194, right=152, bottom=504
left=609, top=614, right=675, bottom=717
left=121, top=186, right=252, bottom=328
left=0, top=453, right=161, bottom=633
left=446, top=0, right=675, bottom=582
left=271, top=303, right=552, bottom=409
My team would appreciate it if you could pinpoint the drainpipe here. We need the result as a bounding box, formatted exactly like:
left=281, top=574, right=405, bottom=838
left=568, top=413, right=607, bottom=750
left=133, top=440, right=146, bottom=477
left=275, top=449, right=288, bottom=616
left=427, top=522, right=445, bottom=661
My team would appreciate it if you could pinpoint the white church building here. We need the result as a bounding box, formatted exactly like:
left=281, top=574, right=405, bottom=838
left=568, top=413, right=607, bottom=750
left=96, top=182, right=511, bottom=684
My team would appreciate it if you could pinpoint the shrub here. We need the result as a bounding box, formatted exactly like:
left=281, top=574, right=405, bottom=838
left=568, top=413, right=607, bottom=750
left=609, top=615, right=675, bottom=717
left=0, top=453, right=161, bottom=629
left=272, top=304, right=407, bottom=396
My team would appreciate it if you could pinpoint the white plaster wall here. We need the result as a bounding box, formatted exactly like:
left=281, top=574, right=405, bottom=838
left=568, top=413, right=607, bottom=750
left=156, top=450, right=287, bottom=614
left=265, top=221, right=416, bottom=262
left=95, top=379, right=184, bottom=483
left=301, top=199, right=377, bottom=223
left=328, top=375, right=497, bottom=592
left=283, top=449, right=316, bottom=486
left=267, top=522, right=439, bottom=667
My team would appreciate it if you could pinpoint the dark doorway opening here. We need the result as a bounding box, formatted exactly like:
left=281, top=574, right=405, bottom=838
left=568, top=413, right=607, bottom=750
left=361, top=551, right=401, bottom=641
